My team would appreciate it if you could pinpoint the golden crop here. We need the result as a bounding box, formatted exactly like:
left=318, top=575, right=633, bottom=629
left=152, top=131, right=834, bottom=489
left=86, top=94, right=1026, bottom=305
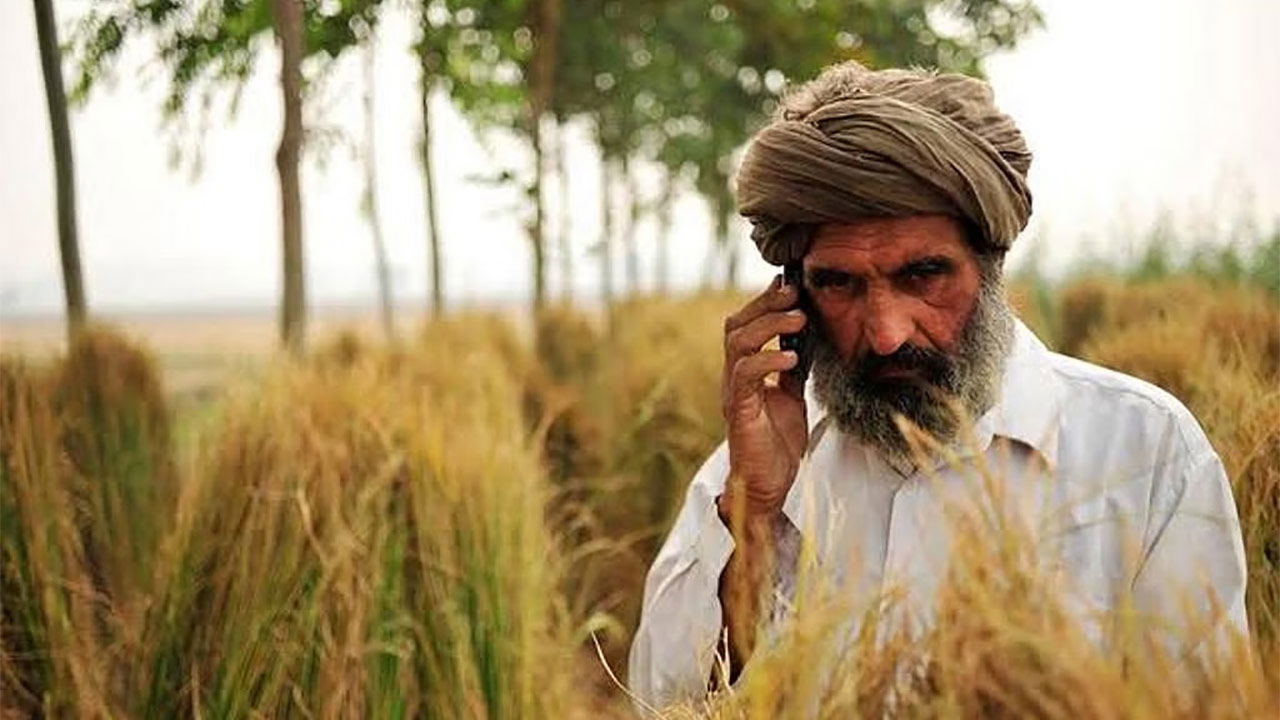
left=2, top=276, right=1277, bottom=718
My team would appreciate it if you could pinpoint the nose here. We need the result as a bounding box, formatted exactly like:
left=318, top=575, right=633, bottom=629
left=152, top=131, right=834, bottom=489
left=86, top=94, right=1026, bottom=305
left=863, top=288, right=914, bottom=356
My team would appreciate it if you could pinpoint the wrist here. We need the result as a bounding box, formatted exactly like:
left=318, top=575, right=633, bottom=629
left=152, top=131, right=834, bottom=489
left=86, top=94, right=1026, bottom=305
left=716, top=480, right=784, bottom=533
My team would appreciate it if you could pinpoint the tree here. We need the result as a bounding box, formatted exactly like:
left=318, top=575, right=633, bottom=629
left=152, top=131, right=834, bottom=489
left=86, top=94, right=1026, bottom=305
left=653, top=165, right=678, bottom=292
left=528, top=0, right=564, bottom=309
left=598, top=151, right=615, bottom=305
left=361, top=30, right=395, bottom=340
left=551, top=114, right=573, bottom=300
left=553, top=0, right=653, bottom=302
left=273, top=0, right=306, bottom=353
left=68, top=0, right=384, bottom=352
left=415, top=1, right=449, bottom=317
left=641, top=0, right=1044, bottom=288
left=436, top=0, right=567, bottom=309
left=32, top=0, right=87, bottom=341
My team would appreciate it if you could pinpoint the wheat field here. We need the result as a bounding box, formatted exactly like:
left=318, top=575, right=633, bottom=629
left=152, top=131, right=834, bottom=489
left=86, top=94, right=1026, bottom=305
left=2, top=270, right=1277, bottom=717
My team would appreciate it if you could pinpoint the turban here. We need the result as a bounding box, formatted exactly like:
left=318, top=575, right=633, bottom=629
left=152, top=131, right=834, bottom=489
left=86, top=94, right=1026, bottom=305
left=736, top=61, right=1033, bottom=265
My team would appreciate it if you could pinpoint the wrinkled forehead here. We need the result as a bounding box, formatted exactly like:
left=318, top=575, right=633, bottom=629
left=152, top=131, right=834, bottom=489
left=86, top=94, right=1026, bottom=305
left=804, top=215, right=974, bottom=269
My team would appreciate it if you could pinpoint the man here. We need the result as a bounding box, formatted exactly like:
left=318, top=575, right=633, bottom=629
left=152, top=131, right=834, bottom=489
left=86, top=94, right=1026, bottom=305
left=627, top=61, right=1248, bottom=709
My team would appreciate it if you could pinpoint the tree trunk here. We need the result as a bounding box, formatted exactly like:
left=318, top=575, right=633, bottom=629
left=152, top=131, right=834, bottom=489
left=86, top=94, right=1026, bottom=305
left=530, top=121, right=549, bottom=310
left=700, top=193, right=722, bottom=290
left=599, top=152, right=615, bottom=308
left=555, top=119, right=572, bottom=300
left=528, top=0, right=563, bottom=310
left=655, top=168, right=675, bottom=293
left=362, top=41, right=395, bottom=341
left=33, top=0, right=86, bottom=341
left=273, top=0, right=306, bottom=354
left=720, top=193, right=739, bottom=290
left=418, top=26, right=444, bottom=317
left=622, top=154, right=640, bottom=295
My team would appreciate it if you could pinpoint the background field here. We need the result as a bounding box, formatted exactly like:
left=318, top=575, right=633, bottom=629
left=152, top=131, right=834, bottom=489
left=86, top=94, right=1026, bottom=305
left=3, top=249, right=1278, bottom=717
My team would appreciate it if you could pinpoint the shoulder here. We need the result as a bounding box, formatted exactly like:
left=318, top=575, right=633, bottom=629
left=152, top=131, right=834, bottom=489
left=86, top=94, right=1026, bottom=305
left=1044, top=350, right=1216, bottom=462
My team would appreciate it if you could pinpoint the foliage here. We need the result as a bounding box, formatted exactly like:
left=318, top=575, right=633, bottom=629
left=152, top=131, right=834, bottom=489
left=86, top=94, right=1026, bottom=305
left=67, top=0, right=385, bottom=161
left=554, top=0, right=1044, bottom=275
left=416, top=0, right=1044, bottom=286
left=60, top=0, right=1046, bottom=313
left=67, top=0, right=1043, bottom=162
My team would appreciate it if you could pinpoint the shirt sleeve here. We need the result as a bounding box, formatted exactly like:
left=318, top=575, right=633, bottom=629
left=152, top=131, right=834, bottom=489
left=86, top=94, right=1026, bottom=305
left=1132, top=448, right=1250, bottom=654
left=627, top=442, right=735, bottom=712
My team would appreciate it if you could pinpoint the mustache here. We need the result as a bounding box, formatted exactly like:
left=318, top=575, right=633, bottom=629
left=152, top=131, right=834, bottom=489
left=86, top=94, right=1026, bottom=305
left=852, top=343, right=956, bottom=386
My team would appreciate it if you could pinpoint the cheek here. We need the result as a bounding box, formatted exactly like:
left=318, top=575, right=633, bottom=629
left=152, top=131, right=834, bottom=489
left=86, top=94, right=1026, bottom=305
left=917, top=280, right=979, bottom=350
left=813, top=297, right=863, bottom=359
left=915, top=304, right=968, bottom=351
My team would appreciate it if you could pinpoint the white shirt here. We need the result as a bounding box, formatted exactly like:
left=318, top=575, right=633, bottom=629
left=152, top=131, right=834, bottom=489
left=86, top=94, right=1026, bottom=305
left=627, top=321, right=1249, bottom=710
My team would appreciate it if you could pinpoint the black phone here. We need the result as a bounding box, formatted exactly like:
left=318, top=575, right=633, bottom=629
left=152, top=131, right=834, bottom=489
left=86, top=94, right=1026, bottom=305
left=780, top=261, right=814, bottom=386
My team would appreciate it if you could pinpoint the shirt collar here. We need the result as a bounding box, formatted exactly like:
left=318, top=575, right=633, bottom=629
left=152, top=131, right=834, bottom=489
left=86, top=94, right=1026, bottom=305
left=802, top=319, right=1063, bottom=471
left=969, top=319, right=1063, bottom=469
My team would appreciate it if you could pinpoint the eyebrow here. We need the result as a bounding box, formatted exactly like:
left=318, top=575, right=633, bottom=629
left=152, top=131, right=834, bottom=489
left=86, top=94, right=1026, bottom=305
left=895, top=255, right=955, bottom=278
left=806, top=255, right=956, bottom=285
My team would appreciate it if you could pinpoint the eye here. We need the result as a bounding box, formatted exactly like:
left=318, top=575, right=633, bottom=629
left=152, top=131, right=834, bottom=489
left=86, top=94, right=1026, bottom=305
left=895, top=257, right=953, bottom=291
left=806, top=268, right=863, bottom=296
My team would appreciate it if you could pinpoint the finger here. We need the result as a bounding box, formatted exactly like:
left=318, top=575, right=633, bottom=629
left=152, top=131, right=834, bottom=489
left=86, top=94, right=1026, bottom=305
left=728, top=350, right=798, bottom=411
left=721, top=277, right=784, bottom=393
left=722, top=274, right=797, bottom=335
left=721, top=308, right=804, bottom=413
left=726, top=309, right=807, bottom=364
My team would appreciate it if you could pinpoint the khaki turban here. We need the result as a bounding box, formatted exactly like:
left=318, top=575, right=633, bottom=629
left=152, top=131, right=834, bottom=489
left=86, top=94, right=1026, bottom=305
left=736, top=61, right=1033, bottom=265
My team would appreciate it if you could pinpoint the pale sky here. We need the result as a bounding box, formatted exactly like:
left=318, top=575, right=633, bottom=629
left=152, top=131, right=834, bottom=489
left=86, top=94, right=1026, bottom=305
left=2, top=0, right=1277, bottom=316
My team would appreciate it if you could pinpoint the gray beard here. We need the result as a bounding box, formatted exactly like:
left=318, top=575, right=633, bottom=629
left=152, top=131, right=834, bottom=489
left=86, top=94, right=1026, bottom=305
left=810, top=273, right=1015, bottom=469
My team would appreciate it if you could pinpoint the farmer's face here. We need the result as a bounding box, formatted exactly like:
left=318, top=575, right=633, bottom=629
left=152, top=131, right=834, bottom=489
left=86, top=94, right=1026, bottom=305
left=803, top=214, right=983, bottom=373
left=805, top=214, right=1013, bottom=465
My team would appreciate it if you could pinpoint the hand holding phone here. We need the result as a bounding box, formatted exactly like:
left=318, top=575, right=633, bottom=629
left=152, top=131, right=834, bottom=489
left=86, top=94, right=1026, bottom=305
left=719, top=274, right=811, bottom=522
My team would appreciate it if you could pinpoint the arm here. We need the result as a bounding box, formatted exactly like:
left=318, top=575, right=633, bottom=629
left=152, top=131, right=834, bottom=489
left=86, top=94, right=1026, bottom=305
left=627, top=445, right=736, bottom=711
left=1132, top=450, right=1249, bottom=655
left=630, top=276, right=810, bottom=711
left=716, top=478, right=794, bottom=677
left=627, top=446, right=802, bottom=712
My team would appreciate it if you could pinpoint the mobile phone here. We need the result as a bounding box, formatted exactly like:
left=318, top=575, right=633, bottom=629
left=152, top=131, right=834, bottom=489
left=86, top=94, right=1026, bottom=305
left=780, top=261, right=814, bottom=386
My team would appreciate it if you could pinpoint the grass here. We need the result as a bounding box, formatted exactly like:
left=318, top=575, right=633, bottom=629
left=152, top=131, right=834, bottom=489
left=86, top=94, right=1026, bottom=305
left=1, top=260, right=1277, bottom=716
left=3, top=321, right=581, bottom=718
left=680, top=457, right=1275, bottom=719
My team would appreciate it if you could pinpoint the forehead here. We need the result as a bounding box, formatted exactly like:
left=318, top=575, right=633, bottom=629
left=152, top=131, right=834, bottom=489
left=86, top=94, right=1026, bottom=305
left=805, top=215, right=971, bottom=269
